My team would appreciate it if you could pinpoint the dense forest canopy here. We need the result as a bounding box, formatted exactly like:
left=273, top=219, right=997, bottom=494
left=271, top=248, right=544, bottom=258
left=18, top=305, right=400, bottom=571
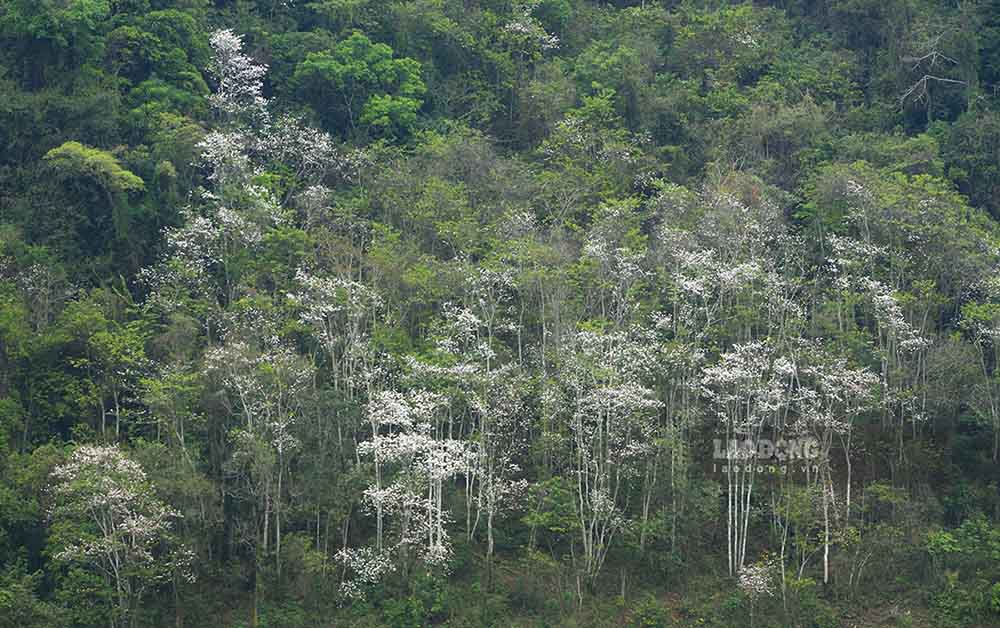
left=2, top=0, right=1000, bottom=626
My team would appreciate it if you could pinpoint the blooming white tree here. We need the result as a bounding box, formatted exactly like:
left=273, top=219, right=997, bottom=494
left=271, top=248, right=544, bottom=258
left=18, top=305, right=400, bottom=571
left=738, top=557, right=777, bottom=628
left=702, top=341, right=793, bottom=576
left=551, top=329, right=662, bottom=592
left=655, top=181, right=804, bottom=348
left=639, top=318, right=704, bottom=553
left=582, top=200, right=650, bottom=329
left=139, top=207, right=224, bottom=321
left=143, top=30, right=354, bottom=338
left=798, top=350, right=879, bottom=584
left=207, top=29, right=268, bottom=122
left=10, top=261, right=74, bottom=331
left=960, top=288, right=1000, bottom=462
left=826, top=233, right=931, bottom=462
left=403, top=267, right=530, bottom=589
left=288, top=268, right=382, bottom=400
left=205, top=328, right=314, bottom=621
left=258, top=114, right=352, bottom=200
left=501, top=1, right=560, bottom=55
left=49, top=445, right=193, bottom=628
left=340, top=389, right=468, bottom=598
left=468, top=365, right=530, bottom=586
left=202, top=29, right=352, bottom=193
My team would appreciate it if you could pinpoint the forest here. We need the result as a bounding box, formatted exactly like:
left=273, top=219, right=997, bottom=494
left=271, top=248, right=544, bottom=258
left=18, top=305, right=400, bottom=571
left=3, top=0, right=1000, bottom=626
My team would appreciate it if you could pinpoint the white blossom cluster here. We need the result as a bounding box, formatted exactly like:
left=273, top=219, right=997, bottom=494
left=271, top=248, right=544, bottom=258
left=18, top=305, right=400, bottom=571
left=205, top=336, right=313, bottom=454
left=541, top=115, right=644, bottom=167
left=502, top=1, right=559, bottom=52
left=575, top=382, right=662, bottom=467
left=333, top=546, right=396, bottom=599
left=434, top=302, right=483, bottom=357
left=733, top=23, right=762, bottom=48
left=199, top=129, right=254, bottom=184
left=499, top=209, right=539, bottom=241
left=290, top=268, right=383, bottom=325
left=207, top=29, right=268, bottom=120
left=201, top=29, right=361, bottom=193
left=701, top=190, right=784, bottom=260
left=10, top=262, right=76, bottom=329
left=843, top=178, right=876, bottom=210
left=258, top=114, right=351, bottom=186
left=344, top=388, right=468, bottom=597
left=702, top=341, right=792, bottom=438
left=547, top=327, right=666, bottom=581
left=861, top=278, right=930, bottom=353
left=825, top=234, right=887, bottom=278
left=49, top=445, right=194, bottom=623
left=654, top=184, right=806, bottom=342
left=738, top=558, right=776, bottom=599
left=799, top=354, right=880, bottom=437
left=468, top=366, right=533, bottom=513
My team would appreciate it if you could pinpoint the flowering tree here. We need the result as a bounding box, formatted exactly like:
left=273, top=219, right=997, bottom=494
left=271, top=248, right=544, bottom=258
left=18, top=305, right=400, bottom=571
left=139, top=207, right=224, bottom=323
left=581, top=200, right=650, bottom=329
left=960, top=297, right=1000, bottom=461
left=826, top=233, right=931, bottom=462
left=500, top=0, right=560, bottom=113
left=552, top=329, right=662, bottom=593
left=465, top=265, right=518, bottom=372
left=656, top=182, right=804, bottom=348
left=340, top=389, right=468, bottom=598
left=865, top=277, right=931, bottom=455
left=9, top=261, right=74, bottom=331
left=738, top=557, right=777, bottom=628
left=799, top=350, right=879, bottom=584
left=461, top=266, right=530, bottom=577
left=404, top=267, right=530, bottom=588
left=49, top=445, right=193, bottom=628
left=640, top=318, right=704, bottom=554
left=702, top=341, right=793, bottom=576
left=288, top=268, right=382, bottom=400
left=143, top=29, right=353, bottom=321
left=814, top=166, right=1000, bottom=465
left=468, top=365, right=531, bottom=586
left=140, top=30, right=370, bottom=626
left=206, top=29, right=268, bottom=123
left=205, top=329, right=314, bottom=621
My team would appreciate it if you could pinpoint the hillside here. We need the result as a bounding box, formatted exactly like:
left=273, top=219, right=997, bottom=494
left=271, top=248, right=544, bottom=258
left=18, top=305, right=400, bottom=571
left=2, top=1, right=1000, bottom=627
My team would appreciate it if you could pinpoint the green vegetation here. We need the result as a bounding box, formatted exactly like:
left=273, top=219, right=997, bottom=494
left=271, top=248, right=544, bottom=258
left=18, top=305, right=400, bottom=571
left=2, top=1, right=1000, bottom=626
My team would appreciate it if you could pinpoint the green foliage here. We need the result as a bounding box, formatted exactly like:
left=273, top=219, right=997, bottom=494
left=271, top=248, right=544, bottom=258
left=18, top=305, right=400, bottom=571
left=1, top=0, right=111, bottom=61
left=44, top=141, right=144, bottom=198
left=630, top=594, right=671, bottom=627
left=292, top=31, right=426, bottom=138
left=36, top=142, right=148, bottom=274
left=380, top=573, right=449, bottom=628
left=0, top=564, right=64, bottom=627
left=928, top=522, right=1000, bottom=624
